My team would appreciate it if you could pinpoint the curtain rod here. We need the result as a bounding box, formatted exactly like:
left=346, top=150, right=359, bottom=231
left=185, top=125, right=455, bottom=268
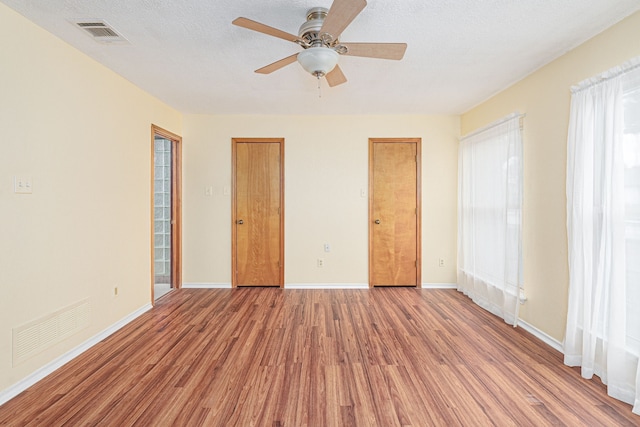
left=571, top=56, right=640, bottom=93
left=460, top=112, right=525, bottom=141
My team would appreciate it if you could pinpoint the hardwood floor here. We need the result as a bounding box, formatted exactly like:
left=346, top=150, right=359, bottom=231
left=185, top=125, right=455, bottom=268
left=0, top=288, right=636, bottom=426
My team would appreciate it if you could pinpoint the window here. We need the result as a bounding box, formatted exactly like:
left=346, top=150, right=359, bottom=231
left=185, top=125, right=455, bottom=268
left=623, top=68, right=640, bottom=355
left=457, top=113, right=523, bottom=326
left=564, top=57, right=640, bottom=415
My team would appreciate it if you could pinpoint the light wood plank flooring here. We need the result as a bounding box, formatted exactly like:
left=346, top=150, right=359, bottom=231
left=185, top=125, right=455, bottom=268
left=0, top=288, right=637, bottom=426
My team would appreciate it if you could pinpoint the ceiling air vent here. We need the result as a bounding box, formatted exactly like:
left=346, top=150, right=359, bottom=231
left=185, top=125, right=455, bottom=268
left=74, top=20, right=128, bottom=44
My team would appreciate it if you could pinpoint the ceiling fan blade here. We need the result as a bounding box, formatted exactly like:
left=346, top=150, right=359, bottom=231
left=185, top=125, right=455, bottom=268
left=255, top=53, right=299, bottom=74
left=326, top=65, right=347, bottom=87
left=340, top=43, right=407, bottom=60
left=320, top=0, right=367, bottom=40
left=232, top=17, right=300, bottom=44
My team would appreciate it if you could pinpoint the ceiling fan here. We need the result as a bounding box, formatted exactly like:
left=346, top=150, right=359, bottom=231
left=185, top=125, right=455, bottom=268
left=232, top=0, right=407, bottom=87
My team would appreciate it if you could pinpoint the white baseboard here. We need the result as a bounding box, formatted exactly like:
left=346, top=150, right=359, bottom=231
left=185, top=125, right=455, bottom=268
left=182, top=283, right=232, bottom=289
left=287, top=283, right=458, bottom=289
left=182, top=283, right=457, bottom=290
left=0, top=303, right=152, bottom=406
left=421, top=283, right=457, bottom=289
left=285, top=283, right=369, bottom=289
left=517, top=318, right=564, bottom=354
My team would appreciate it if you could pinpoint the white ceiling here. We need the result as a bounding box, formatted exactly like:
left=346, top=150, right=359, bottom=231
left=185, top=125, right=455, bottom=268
left=3, top=0, right=640, bottom=115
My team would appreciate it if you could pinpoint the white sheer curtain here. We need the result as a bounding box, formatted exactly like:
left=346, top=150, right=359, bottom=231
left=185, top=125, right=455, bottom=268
left=458, top=113, right=523, bottom=326
left=564, top=57, right=640, bottom=415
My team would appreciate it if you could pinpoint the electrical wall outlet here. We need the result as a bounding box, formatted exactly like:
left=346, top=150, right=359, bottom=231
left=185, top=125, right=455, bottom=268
left=317, top=258, right=324, bottom=268
left=439, top=258, right=445, bottom=267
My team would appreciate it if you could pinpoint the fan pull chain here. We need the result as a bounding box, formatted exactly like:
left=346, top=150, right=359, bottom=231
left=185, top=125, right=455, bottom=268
left=317, top=75, right=322, bottom=98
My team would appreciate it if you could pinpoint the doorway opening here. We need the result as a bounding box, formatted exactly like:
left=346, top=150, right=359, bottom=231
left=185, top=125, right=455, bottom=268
left=152, top=125, right=182, bottom=301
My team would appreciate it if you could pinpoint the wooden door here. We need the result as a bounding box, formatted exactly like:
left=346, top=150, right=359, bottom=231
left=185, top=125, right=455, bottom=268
left=369, top=138, right=421, bottom=287
left=232, top=139, right=284, bottom=287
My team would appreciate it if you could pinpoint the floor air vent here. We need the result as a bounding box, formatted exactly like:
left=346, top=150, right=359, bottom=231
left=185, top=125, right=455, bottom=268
left=74, top=21, right=128, bottom=44
left=13, top=299, right=90, bottom=366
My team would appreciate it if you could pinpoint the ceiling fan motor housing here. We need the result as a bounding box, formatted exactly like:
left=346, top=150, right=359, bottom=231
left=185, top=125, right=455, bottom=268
left=298, top=7, right=330, bottom=46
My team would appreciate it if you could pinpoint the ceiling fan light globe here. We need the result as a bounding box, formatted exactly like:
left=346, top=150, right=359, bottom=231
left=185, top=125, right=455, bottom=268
left=297, top=47, right=339, bottom=78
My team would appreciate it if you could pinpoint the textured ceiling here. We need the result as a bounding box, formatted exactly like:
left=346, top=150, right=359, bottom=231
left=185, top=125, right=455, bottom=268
left=3, top=0, right=640, bottom=115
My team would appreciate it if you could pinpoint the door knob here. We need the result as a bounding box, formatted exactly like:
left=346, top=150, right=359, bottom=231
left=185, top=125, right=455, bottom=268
left=237, top=219, right=244, bottom=224
left=375, top=219, right=380, bottom=224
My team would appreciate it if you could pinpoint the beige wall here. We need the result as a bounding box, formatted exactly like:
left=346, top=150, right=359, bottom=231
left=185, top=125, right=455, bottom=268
left=0, top=4, right=181, bottom=391
left=182, top=114, right=459, bottom=286
left=461, top=11, right=640, bottom=341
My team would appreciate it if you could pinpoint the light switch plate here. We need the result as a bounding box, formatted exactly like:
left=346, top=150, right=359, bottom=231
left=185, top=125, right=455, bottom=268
left=14, top=176, right=33, bottom=194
